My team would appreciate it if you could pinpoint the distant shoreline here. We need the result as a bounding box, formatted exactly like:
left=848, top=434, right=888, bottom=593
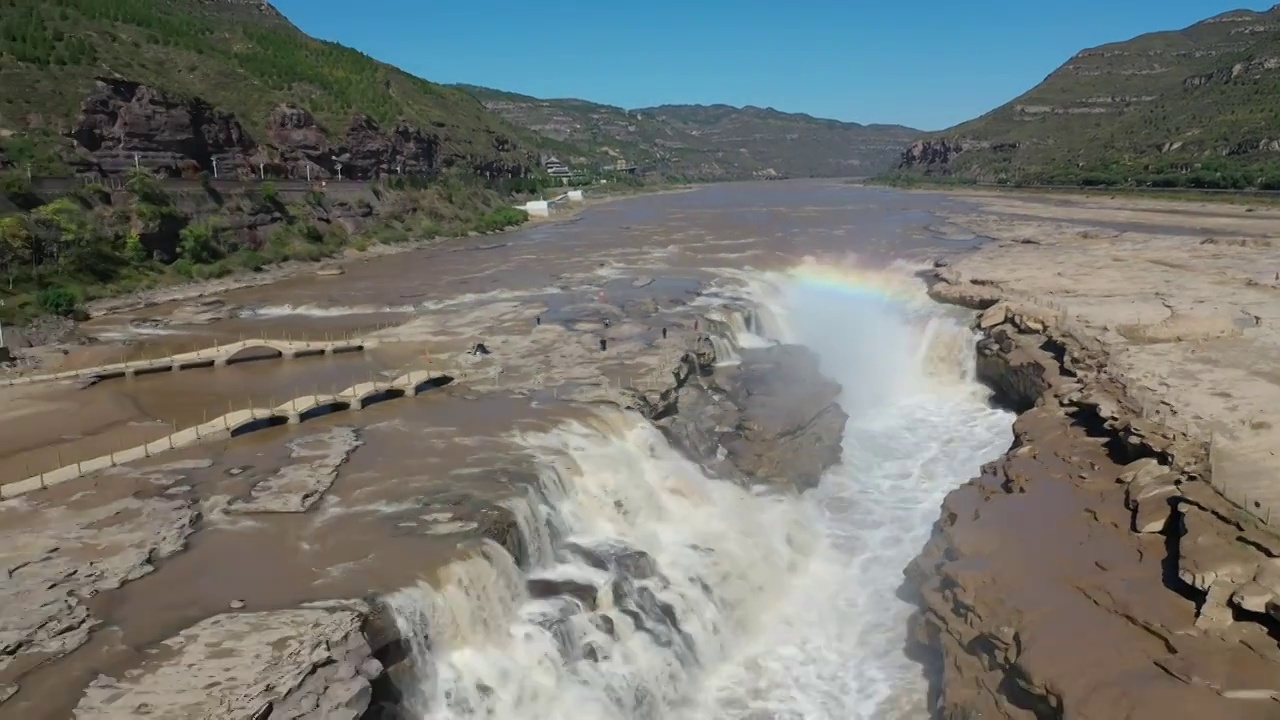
left=81, top=183, right=695, bottom=321
left=855, top=179, right=1280, bottom=206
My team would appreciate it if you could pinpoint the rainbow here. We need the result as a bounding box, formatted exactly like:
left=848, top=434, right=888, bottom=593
left=783, top=259, right=926, bottom=306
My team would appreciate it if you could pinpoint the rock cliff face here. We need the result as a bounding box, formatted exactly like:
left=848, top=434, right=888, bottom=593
left=260, top=106, right=444, bottom=180
left=899, top=139, right=970, bottom=174
left=338, top=114, right=441, bottom=178
left=69, top=77, right=256, bottom=178
left=264, top=104, right=329, bottom=173
left=68, top=79, right=526, bottom=180
left=908, top=279, right=1280, bottom=719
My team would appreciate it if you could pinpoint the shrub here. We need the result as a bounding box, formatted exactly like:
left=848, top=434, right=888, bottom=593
left=472, top=207, right=528, bottom=233
left=192, top=260, right=232, bottom=280
left=415, top=219, right=441, bottom=239
left=290, top=242, right=329, bottom=262
left=373, top=225, right=409, bottom=244
left=36, top=285, right=79, bottom=317
left=178, top=220, right=222, bottom=264
left=300, top=223, right=324, bottom=243
left=234, top=249, right=266, bottom=270
left=260, top=181, right=279, bottom=204
left=125, top=169, right=169, bottom=206
left=124, top=231, right=148, bottom=263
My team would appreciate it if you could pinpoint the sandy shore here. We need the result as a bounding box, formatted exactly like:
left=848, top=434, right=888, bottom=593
left=911, top=190, right=1280, bottom=718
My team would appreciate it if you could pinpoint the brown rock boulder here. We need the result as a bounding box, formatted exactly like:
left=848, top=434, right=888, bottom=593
left=720, top=345, right=848, bottom=489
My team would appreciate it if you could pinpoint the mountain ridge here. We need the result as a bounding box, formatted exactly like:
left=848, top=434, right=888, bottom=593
left=894, top=4, right=1280, bottom=188
left=459, top=84, right=919, bottom=180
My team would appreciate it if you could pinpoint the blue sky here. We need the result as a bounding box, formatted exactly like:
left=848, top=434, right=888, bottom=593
left=271, top=0, right=1272, bottom=131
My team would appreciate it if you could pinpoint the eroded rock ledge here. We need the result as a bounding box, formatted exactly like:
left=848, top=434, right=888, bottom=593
left=640, top=341, right=848, bottom=490
left=908, top=277, right=1280, bottom=719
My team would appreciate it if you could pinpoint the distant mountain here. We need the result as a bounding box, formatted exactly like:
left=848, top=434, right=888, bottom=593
left=895, top=5, right=1280, bottom=189
left=459, top=86, right=919, bottom=180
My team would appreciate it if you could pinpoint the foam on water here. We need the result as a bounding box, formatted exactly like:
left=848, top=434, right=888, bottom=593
left=239, top=286, right=570, bottom=320
left=239, top=303, right=417, bottom=318
left=385, top=256, right=1014, bottom=719
left=90, top=323, right=190, bottom=341
left=684, top=258, right=1014, bottom=719
left=386, top=408, right=817, bottom=720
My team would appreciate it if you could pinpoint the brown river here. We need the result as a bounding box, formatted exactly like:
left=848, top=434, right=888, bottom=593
left=0, top=181, right=1012, bottom=720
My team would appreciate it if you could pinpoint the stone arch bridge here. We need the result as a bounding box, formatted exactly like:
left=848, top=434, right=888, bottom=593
left=0, top=370, right=451, bottom=500
left=3, top=337, right=377, bottom=387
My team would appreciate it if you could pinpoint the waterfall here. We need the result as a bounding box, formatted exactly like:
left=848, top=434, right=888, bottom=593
left=384, top=258, right=1014, bottom=720
left=383, top=408, right=817, bottom=720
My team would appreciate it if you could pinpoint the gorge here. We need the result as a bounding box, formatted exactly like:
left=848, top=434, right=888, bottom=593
left=6, top=182, right=1280, bottom=719
left=0, top=183, right=1016, bottom=719
left=8, top=0, right=1280, bottom=715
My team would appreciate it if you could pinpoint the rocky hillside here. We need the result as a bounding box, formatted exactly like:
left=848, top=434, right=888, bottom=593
left=460, top=85, right=918, bottom=180
left=0, top=0, right=542, bottom=179
left=896, top=5, right=1280, bottom=189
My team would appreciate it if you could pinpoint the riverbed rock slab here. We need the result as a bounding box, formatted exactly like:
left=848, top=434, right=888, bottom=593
left=718, top=344, right=847, bottom=489
left=0, top=481, right=198, bottom=699
left=74, top=606, right=379, bottom=720
left=227, top=426, right=362, bottom=514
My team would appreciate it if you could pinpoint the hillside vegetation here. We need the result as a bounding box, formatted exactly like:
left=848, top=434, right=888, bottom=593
left=0, top=0, right=540, bottom=173
left=893, top=6, right=1280, bottom=189
left=461, top=85, right=918, bottom=180
left=0, top=171, right=528, bottom=323
left=643, top=104, right=917, bottom=178
left=0, top=0, right=560, bottom=325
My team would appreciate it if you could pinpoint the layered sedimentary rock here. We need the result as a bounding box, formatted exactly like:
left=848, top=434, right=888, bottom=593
left=76, top=604, right=381, bottom=720
left=227, top=426, right=364, bottom=514
left=0, top=461, right=202, bottom=706
left=67, top=79, right=523, bottom=180
left=907, top=275, right=1280, bottom=719
left=69, top=77, right=256, bottom=178
left=899, top=138, right=971, bottom=172
left=338, top=113, right=441, bottom=178
left=261, top=105, right=445, bottom=180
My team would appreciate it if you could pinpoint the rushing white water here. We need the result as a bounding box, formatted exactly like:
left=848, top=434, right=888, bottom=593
left=685, top=264, right=1014, bottom=719
left=385, top=259, right=1014, bottom=720
left=238, top=302, right=419, bottom=318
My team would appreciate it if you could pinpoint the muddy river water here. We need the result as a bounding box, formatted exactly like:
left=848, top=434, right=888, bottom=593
left=0, top=181, right=1013, bottom=719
